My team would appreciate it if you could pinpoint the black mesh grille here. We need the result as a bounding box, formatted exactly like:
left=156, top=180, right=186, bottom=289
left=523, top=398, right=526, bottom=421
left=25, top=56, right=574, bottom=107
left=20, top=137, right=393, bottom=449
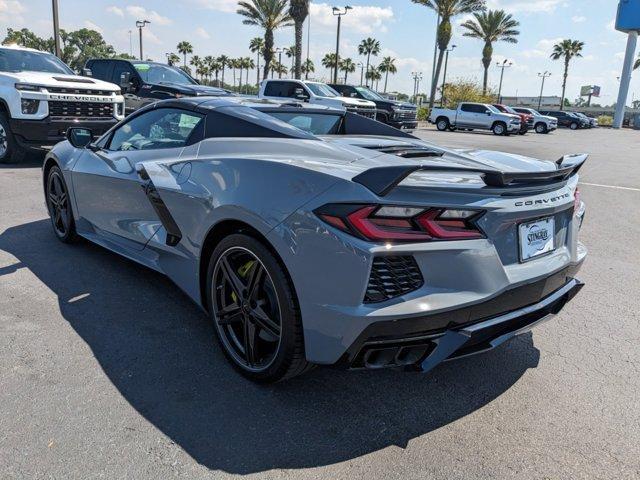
left=364, top=256, right=424, bottom=304
left=49, top=101, right=113, bottom=118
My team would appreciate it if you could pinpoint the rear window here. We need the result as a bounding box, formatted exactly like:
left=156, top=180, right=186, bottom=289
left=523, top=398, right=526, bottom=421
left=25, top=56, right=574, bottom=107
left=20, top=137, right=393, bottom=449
left=264, top=112, right=343, bottom=135
left=86, top=60, right=111, bottom=80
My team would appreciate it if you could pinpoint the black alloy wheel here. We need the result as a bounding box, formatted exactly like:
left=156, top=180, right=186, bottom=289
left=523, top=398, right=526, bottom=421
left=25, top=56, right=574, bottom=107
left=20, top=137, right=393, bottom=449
left=208, top=234, right=310, bottom=382
left=46, top=167, right=77, bottom=242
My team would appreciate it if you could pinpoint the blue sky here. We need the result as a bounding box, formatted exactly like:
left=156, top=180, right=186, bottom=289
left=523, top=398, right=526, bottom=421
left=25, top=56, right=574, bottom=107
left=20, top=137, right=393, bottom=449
left=1, top=0, right=636, bottom=104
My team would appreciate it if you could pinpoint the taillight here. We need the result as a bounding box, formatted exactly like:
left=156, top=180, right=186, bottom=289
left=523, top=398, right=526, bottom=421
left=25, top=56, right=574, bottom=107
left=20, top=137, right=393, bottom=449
left=315, top=204, right=484, bottom=242
left=574, top=187, right=581, bottom=212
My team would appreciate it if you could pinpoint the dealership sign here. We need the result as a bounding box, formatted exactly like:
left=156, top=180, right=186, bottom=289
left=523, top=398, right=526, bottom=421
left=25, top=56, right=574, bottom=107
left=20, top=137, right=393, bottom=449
left=616, top=0, right=640, bottom=32
left=580, top=86, right=601, bottom=97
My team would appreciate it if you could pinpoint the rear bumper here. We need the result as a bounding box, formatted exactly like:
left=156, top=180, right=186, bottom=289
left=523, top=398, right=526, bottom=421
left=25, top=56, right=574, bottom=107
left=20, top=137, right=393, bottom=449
left=9, top=117, right=117, bottom=150
left=337, top=264, right=583, bottom=370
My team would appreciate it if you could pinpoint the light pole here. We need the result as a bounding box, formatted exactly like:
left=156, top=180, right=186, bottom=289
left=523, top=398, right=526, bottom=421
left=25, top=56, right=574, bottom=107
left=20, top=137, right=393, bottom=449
left=440, top=44, right=456, bottom=107
left=357, top=62, right=365, bottom=86
left=411, top=72, right=422, bottom=101
left=496, top=59, right=513, bottom=103
left=128, top=30, right=133, bottom=57
left=52, top=0, right=61, bottom=58
left=165, top=52, right=171, bottom=65
left=136, top=20, right=150, bottom=60
left=332, top=6, right=352, bottom=84
left=275, top=48, right=284, bottom=78
left=538, top=71, right=552, bottom=110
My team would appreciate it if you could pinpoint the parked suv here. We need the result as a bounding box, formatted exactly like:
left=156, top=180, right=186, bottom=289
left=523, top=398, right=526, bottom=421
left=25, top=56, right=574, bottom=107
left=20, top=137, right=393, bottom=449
left=328, top=83, right=418, bottom=129
left=428, top=102, right=521, bottom=135
left=512, top=107, right=558, bottom=134
left=493, top=104, right=532, bottom=135
left=85, top=59, right=232, bottom=115
left=258, top=79, right=377, bottom=118
left=539, top=110, right=589, bottom=130
left=0, top=45, right=124, bottom=163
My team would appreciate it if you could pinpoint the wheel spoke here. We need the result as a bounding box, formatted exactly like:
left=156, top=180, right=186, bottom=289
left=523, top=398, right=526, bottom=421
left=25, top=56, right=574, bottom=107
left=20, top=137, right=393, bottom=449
left=245, top=261, right=264, bottom=300
left=48, top=192, right=58, bottom=207
left=217, top=304, right=243, bottom=325
left=58, top=192, right=67, bottom=207
left=220, top=257, right=246, bottom=299
left=243, top=316, right=258, bottom=366
left=251, top=304, right=281, bottom=338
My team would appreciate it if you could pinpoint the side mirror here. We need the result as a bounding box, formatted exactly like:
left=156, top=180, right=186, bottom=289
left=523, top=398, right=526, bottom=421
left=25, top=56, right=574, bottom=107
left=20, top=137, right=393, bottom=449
left=486, top=111, right=492, bottom=115
left=294, top=88, right=309, bottom=101
left=82, top=67, right=92, bottom=77
left=66, top=127, right=94, bottom=148
left=120, top=72, right=133, bottom=92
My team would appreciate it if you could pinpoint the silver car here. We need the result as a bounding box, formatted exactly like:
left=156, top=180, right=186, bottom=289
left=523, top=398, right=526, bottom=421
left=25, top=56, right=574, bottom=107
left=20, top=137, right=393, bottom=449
left=43, top=97, right=587, bottom=382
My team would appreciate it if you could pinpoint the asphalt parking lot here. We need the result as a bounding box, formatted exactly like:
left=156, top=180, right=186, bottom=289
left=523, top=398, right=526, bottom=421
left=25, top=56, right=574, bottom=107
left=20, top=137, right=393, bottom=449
left=1, top=127, right=639, bottom=479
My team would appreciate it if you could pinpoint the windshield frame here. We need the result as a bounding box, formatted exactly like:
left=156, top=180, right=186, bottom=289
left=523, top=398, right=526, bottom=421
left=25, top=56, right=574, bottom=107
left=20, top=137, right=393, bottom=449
left=132, top=62, right=198, bottom=86
left=0, top=48, right=74, bottom=75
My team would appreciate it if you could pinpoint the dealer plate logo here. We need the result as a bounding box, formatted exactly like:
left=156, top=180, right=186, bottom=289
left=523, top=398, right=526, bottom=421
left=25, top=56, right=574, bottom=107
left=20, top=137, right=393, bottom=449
left=519, top=217, right=555, bottom=261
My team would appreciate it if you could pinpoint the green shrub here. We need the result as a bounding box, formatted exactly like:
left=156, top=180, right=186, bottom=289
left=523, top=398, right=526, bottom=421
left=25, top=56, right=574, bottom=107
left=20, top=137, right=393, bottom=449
left=597, top=115, right=613, bottom=126
left=417, top=106, right=430, bottom=121
left=441, top=79, right=496, bottom=109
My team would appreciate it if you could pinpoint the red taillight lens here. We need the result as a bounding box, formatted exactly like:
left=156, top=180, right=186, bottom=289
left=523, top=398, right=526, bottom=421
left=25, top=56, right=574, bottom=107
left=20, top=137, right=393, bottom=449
left=316, top=204, right=484, bottom=242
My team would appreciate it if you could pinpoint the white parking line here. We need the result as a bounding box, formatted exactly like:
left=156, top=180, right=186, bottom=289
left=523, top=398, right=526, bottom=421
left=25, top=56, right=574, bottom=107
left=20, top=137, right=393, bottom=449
left=580, top=182, right=640, bottom=192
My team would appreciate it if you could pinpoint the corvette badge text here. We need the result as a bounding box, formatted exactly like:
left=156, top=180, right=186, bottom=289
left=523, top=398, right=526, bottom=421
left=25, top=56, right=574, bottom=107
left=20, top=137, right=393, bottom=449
left=515, top=192, right=570, bottom=207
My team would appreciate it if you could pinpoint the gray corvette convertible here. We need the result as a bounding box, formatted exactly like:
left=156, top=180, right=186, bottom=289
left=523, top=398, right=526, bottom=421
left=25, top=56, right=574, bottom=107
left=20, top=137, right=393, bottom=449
left=43, top=97, right=587, bottom=382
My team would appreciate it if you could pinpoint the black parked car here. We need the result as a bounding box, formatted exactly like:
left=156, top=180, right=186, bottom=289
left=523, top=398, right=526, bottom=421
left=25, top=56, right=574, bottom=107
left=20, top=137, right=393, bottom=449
left=84, top=59, right=233, bottom=115
left=328, top=84, right=418, bottom=130
left=538, top=110, right=589, bottom=130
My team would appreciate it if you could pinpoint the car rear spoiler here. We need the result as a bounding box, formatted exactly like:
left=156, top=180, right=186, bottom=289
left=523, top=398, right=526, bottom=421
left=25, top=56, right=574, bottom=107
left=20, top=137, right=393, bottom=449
left=352, top=153, right=588, bottom=196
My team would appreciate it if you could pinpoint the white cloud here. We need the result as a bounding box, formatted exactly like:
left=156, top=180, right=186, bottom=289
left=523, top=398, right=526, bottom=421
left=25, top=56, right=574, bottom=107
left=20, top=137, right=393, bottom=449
left=106, top=5, right=124, bottom=17
left=195, top=27, right=211, bottom=39
left=125, top=5, right=172, bottom=26
left=193, top=0, right=238, bottom=13
left=486, top=0, right=564, bottom=14
left=309, top=3, right=394, bottom=35
left=0, top=0, right=26, bottom=23
left=84, top=21, right=103, bottom=34
left=521, top=37, right=562, bottom=58
left=572, top=15, right=586, bottom=23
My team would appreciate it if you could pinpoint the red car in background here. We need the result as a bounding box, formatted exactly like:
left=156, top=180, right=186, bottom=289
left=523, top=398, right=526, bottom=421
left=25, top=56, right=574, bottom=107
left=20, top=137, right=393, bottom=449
left=493, top=104, right=533, bottom=135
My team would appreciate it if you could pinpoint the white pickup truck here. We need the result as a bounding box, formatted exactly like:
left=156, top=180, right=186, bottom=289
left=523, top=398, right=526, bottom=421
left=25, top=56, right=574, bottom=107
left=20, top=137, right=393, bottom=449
left=258, top=79, right=377, bottom=119
left=429, top=102, right=521, bottom=136
left=0, top=45, right=124, bottom=163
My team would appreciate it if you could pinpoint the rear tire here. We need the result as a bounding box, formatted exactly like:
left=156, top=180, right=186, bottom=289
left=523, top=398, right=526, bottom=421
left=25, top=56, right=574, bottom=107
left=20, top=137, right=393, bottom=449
left=492, top=122, right=507, bottom=136
left=436, top=118, right=449, bottom=131
left=570, top=122, right=578, bottom=130
left=206, top=234, right=311, bottom=383
left=0, top=113, right=27, bottom=164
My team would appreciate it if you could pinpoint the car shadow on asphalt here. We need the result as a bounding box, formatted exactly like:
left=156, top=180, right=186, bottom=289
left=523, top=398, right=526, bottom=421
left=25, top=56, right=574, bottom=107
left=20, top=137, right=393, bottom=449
left=0, top=219, right=541, bottom=475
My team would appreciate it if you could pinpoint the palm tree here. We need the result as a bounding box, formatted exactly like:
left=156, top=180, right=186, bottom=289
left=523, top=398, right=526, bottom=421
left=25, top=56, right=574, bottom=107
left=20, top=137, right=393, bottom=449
left=230, top=58, right=239, bottom=88
left=271, top=61, right=288, bottom=78
left=635, top=55, right=640, bottom=70
left=378, top=56, right=397, bottom=93
left=166, top=52, right=181, bottom=66
left=190, top=55, right=202, bottom=80
left=339, top=58, right=356, bottom=83
left=551, top=39, right=585, bottom=110
left=366, top=65, right=382, bottom=91
left=243, top=57, right=256, bottom=92
left=412, top=0, right=486, bottom=109
left=209, top=58, right=222, bottom=86
left=176, top=41, right=193, bottom=68
left=358, top=38, right=381, bottom=87
left=217, top=55, right=230, bottom=87
left=460, top=9, right=519, bottom=94
left=203, top=55, right=215, bottom=83
left=322, top=53, right=338, bottom=80
left=249, top=37, right=265, bottom=85
left=285, top=45, right=297, bottom=72
left=289, top=0, right=309, bottom=79
left=302, top=58, right=315, bottom=79
left=237, top=0, right=293, bottom=80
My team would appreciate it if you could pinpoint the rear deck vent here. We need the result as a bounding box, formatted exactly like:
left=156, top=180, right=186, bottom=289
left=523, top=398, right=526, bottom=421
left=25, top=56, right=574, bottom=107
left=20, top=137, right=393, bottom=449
left=364, top=255, right=424, bottom=303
